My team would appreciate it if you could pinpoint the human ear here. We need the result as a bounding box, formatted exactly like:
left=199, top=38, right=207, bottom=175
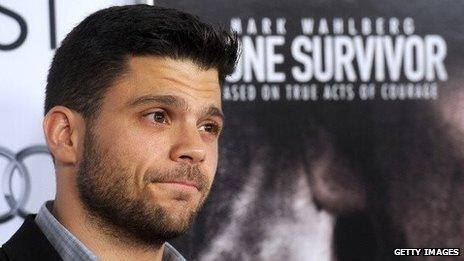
left=43, top=106, right=84, bottom=166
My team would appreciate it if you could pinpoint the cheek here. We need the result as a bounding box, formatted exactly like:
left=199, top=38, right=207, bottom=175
left=205, top=145, right=219, bottom=182
left=97, top=121, right=171, bottom=169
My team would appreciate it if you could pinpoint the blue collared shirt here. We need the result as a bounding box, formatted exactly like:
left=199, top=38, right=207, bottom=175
left=35, top=201, right=186, bottom=261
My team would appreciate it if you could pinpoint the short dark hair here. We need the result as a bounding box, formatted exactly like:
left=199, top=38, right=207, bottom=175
left=44, top=4, right=239, bottom=120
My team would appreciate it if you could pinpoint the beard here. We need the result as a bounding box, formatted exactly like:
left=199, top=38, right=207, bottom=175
left=76, top=126, right=211, bottom=246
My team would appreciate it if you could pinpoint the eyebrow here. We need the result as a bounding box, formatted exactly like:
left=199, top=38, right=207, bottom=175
left=128, top=94, right=187, bottom=109
left=127, top=94, right=225, bottom=122
left=202, top=106, right=225, bottom=122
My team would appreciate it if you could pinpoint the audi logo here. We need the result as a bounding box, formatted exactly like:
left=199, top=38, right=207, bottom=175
left=0, top=145, right=51, bottom=223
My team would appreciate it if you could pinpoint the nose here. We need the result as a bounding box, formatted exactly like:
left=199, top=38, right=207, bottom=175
left=169, top=124, right=206, bottom=165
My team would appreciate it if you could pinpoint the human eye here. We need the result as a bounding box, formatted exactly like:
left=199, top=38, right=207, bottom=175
left=143, top=110, right=169, bottom=124
left=199, top=122, right=222, bottom=136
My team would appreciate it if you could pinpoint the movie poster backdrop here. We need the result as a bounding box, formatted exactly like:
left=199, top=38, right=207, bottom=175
left=158, top=0, right=464, bottom=260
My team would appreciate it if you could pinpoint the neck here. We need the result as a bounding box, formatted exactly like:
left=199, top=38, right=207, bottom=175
left=53, top=181, right=165, bottom=261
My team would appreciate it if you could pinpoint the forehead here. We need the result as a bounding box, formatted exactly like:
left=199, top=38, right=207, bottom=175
left=104, top=56, right=222, bottom=108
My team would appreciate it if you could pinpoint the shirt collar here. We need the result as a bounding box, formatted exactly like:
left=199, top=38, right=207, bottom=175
left=35, top=200, right=186, bottom=261
left=35, top=201, right=98, bottom=261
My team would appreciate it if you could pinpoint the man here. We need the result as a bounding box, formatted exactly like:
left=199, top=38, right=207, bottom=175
left=0, top=4, right=238, bottom=261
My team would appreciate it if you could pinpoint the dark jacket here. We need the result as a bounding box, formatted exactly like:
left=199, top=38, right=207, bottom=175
left=0, top=215, right=61, bottom=261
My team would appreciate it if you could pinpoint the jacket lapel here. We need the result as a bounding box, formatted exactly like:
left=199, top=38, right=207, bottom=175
left=2, top=215, right=61, bottom=261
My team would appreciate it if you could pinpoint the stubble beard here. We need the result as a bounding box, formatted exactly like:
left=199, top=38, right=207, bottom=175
left=76, top=126, right=210, bottom=246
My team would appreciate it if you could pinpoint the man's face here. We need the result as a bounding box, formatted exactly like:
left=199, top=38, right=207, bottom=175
left=76, top=57, right=223, bottom=244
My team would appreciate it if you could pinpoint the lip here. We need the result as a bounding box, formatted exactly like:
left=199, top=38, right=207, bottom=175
left=156, top=180, right=199, bottom=191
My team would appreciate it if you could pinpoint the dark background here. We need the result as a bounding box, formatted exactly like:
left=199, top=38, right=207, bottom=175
left=158, top=1, right=464, bottom=260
